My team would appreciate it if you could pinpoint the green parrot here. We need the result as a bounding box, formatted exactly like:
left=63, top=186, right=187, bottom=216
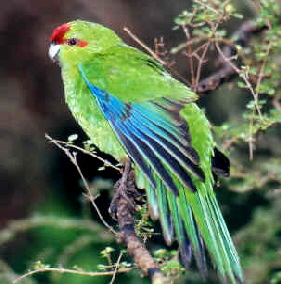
left=49, top=20, right=243, bottom=283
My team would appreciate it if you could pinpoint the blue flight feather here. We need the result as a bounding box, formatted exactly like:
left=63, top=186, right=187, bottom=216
left=79, top=66, right=203, bottom=193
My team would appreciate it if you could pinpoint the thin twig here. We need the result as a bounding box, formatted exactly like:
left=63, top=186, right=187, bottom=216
left=215, top=41, right=264, bottom=121
left=123, top=27, right=189, bottom=85
left=123, top=27, right=167, bottom=66
left=248, top=114, right=255, bottom=160
left=109, top=252, right=124, bottom=284
left=45, top=133, right=117, bottom=235
left=45, top=134, right=121, bottom=173
left=12, top=266, right=133, bottom=283
left=195, top=0, right=230, bottom=15
left=194, top=41, right=211, bottom=90
left=182, top=24, right=195, bottom=87
left=255, top=42, right=271, bottom=92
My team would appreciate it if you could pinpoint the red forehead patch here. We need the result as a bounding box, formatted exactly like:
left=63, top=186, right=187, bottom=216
left=51, top=23, right=71, bottom=44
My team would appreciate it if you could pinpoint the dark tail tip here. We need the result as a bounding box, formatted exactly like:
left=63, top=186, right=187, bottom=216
left=179, top=230, right=192, bottom=268
left=212, top=147, right=230, bottom=177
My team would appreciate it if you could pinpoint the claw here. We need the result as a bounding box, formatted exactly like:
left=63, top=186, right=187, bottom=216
left=109, top=199, right=118, bottom=220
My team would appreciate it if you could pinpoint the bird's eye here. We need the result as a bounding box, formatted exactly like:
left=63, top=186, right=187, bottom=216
left=67, top=38, right=78, bottom=46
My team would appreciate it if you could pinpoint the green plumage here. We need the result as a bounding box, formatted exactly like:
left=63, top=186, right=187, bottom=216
left=50, top=20, right=243, bottom=283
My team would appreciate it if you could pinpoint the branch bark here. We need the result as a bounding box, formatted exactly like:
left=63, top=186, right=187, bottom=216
left=196, top=21, right=268, bottom=94
left=110, top=159, right=171, bottom=284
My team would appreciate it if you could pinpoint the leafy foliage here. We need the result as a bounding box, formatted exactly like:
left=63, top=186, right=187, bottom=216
left=171, top=1, right=281, bottom=283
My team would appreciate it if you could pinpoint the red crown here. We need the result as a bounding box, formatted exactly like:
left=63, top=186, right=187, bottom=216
left=51, top=23, right=70, bottom=44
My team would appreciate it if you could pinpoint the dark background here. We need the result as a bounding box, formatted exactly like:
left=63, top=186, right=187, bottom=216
left=0, top=1, right=280, bottom=284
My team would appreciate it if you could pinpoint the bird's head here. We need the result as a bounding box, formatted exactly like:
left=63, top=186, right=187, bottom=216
left=49, top=20, right=124, bottom=65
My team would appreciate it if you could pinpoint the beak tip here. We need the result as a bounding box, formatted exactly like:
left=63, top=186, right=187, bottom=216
left=48, top=44, right=60, bottom=62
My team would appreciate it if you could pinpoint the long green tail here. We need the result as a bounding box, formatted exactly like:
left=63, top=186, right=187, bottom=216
left=135, top=103, right=243, bottom=283
left=136, top=168, right=243, bottom=283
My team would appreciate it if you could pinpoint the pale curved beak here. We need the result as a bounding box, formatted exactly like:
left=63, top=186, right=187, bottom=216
left=49, top=44, right=60, bottom=62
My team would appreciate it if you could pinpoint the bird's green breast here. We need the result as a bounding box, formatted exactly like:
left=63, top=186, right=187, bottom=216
left=61, top=65, right=126, bottom=158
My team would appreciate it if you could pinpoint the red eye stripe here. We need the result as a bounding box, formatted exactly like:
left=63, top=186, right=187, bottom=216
left=77, top=40, right=88, bottom=47
left=51, top=23, right=70, bottom=44
left=66, top=38, right=89, bottom=47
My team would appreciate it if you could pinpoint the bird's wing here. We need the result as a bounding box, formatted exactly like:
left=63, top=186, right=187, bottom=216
left=79, top=64, right=204, bottom=194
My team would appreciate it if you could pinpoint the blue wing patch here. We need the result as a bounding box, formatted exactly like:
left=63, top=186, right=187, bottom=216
left=79, top=66, right=204, bottom=194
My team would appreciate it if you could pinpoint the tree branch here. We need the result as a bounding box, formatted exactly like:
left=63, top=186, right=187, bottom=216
left=196, top=21, right=268, bottom=94
left=110, top=159, right=171, bottom=284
